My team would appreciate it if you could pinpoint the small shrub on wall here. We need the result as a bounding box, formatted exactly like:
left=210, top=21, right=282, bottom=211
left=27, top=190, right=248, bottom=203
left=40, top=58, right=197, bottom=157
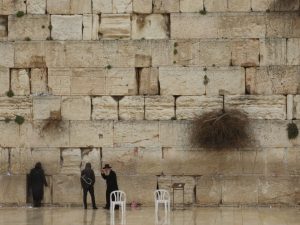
left=287, top=122, right=299, bottom=140
left=190, top=109, right=251, bottom=148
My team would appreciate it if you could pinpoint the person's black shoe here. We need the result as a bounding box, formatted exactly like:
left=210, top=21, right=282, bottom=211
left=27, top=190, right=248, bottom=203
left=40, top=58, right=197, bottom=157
left=103, top=206, right=109, bottom=210
left=93, top=207, right=98, bottom=210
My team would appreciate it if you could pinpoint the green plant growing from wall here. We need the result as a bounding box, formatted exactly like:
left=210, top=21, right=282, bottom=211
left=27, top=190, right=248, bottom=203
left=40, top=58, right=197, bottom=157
left=24, top=37, right=31, bottom=41
left=6, top=90, right=14, bottom=97
left=287, top=122, right=299, bottom=140
left=16, top=11, right=25, bottom=17
left=106, top=65, right=112, bottom=70
left=15, top=115, right=25, bottom=125
left=203, top=75, right=209, bottom=86
left=199, top=7, right=207, bottom=15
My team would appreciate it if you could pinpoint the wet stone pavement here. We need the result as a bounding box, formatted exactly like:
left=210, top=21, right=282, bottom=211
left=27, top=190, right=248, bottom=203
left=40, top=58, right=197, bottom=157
left=0, top=206, right=299, bottom=225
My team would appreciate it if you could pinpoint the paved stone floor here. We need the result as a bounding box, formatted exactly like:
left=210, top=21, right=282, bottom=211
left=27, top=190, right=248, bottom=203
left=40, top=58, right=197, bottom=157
left=0, top=206, right=299, bottom=225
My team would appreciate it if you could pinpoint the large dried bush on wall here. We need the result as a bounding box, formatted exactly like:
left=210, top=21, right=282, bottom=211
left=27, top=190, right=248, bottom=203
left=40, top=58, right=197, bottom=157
left=190, top=109, right=251, bottom=148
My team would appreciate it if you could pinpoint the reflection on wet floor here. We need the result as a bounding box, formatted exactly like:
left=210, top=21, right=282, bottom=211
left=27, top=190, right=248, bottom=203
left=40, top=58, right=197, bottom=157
left=0, top=206, right=299, bottom=225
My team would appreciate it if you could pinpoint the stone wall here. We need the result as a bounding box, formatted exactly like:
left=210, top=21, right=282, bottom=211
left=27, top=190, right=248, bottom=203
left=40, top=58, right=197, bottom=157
left=0, top=0, right=299, bottom=206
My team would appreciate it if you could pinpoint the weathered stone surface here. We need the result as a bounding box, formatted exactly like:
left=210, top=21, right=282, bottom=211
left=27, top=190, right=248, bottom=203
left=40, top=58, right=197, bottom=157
left=0, top=0, right=26, bottom=15
left=0, top=175, right=26, bottom=204
left=47, top=0, right=91, bottom=14
left=92, top=96, right=118, bottom=120
left=92, top=0, right=112, bottom=13
left=0, top=16, right=8, bottom=39
left=273, top=0, right=300, bottom=11
left=205, top=67, right=245, bottom=95
left=228, top=0, right=251, bottom=11
left=287, top=38, right=300, bottom=65
left=222, top=176, right=258, bottom=204
left=11, top=69, right=30, bottom=96
left=139, top=68, right=159, bottom=95
left=225, top=95, right=286, bottom=120
left=61, top=96, right=91, bottom=121
left=171, top=14, right=265, bottom=39
left=48, top=68, right=71, bottom=95
left=204, top=0, right=227, bottom=12
left=52, top=175, right=81, bottom=204
left=0, top=42, right=14, bottom=67
left=260, top=38, right=286, bottom=66
left=0, top=121, right=20, bottom=147
left=70, top=121, right=113, bottom=147
left=145, top=96, right=175, bottom=120
left=0, top=148, right=9, bottom=174
left=231, top=39, right=260, bottom=67
left=99, top=14, right=131, bottom=39
left=136, top=147, right=163, bottom=175
left=180, top=0, right=203, bottom=12
left=246, top=66, right=300, bottom=95
left=81, top=148, right=101, bottom=175
left=8, top=15, right=49, bottom=41
left=118, top=175, right=157, bottom=205
left=83, top=15, right=92, bottom=41
left=251, top=0, right=274, bottom=11
left=33, top=96, right=61, bottom=120
left=264, top=148, right=288, bottom=176
left=119, top=96, right=144, bottom=120
left=240, top=149, right=265, bottom=175
left=60, top=148, right=81, bottom=174
left=176, top=96, right=223, bottom=120
left=286, top=148, right=300, bottom=175
left=294, top=95, right=300, bottom=119
left=153, top=0, right=179, bottom=12
left=26, top=0, right=46, bottom=14
left=159, top=67, right=205, bottom=96
left=196, top=176, right=221, bottom=205
left=113, top=121, right=160, bottom=147
left=112, top=0, right=133, bottom=13
left=133, top=0, right=152, bottom=13
left=132, top=14, right=169, bottom=39
left=0, top=97, right=32, bottom=120
left=287, top=95, right=293, bottom=120
left=135, top=54, right=152, bottom=67
left=0, top=68, right=9, bottom=96
left=31, top=68, right=48, bottom=95
left=51, top=15, right=82, bottom=41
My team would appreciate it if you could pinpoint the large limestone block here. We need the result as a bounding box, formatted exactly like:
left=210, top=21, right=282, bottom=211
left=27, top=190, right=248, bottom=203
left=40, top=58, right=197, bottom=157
left=159, top=67, right=205, bottom=96
left=0, top=175, right=26, bottom=204
left=273, top=0, right=300, bottom=11
left=0, top=42, right=14, bottom=67
left=99, top=14, right=131, bottom=39
left=151, top=40, right=174, bottom=66
left=20, top=121, right=70, bottom=147
left=92, top=0, right=113, bottom=13
left=260, top=38, right=286, bottom=66
left=287, top=38, right=300, bottom=65
left=171, top=14, right=265, bottom=39
left=33, top=96, right=61, bottom=120
left=176, top=96, right=223, bottom=120
left=145, top=96, right=175, bottom=120
left=52, top=175, right=82, bottom=204
left=136, top=147, right=163, bottom=175
left=14, top=42, right=46, bottom=68
left=265, top=148, right=288, bottom=176
left=231, top=39, right=260, bottom=67
left=11, top=69, right=30, bottom=96
left=240, top=149, right=265, bottom=175
left=113, top=121, right=160, bottom=147
left=60, top=148, right=81, bottom=175
left=258, top=177, right=297, bottom=204
left=246, top=67, right=300, bottom=95
left=172, top=40, right=199, bottom=66
left=48, top=68, right=71, bottom=95
left=0, top=122, right=20, bottom=147
left=118, top=175, right=157, bottom=205
left=51, top=15, right=83, bottom=40
left=132, top=14, right=169, bottom=39
left=27, top=0, right=46, bottom=14
left=119, top=96, right=144, bottom=120
left=8, top=15, right=49, bottom=41
left=81, top=148, right=101, bottom=175
left=0, top=0, right=26, bottom=15
left=196, top=176, right=221, bottom=205
left=139, top=68, right=159, bottom=95
left=61, top=96, right=91, bottom=121
left=180, top=0, right=203, bottom=12
left=205, top=67, right=245, bottom=95
left=222, top=176, right=258, bottom=204
left=112, top=0, right=133, bottom=13
left=204, top=0, right=227, bottom=12
left=0, top=97, right=32, bottom=120
left=227, top=0, right=251, bottom=11
left=251, top=0, right=274, bottom=11
left=0, top=148, right=9, bottom=174
left=0, top=68, right=10, bottom=96
left=45, top=41, right=66, bottom=67
left=47, top=0, right=91, bottom=14
left=70, top=121, right=113, bottom=147
left=153, top=0, right=179, bottom=12
left=225, top=95, right=286, bottom=120
left=286, top=148, right=300, bottom=175
left=92, top=96, right=118, bottom=120
left=31, top=68, right=48, bottom=95
left=83, top=15, right=93, bottom=41
left=133, top=0, right=152, bottom=13
left=294, top=95, right=300, bottom=119
left=0, top=15, right=7, bottom=39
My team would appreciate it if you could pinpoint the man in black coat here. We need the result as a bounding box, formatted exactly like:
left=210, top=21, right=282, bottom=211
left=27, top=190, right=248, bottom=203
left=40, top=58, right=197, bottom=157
left=101, top=164, right=118, bottom=209
left=81, top=162, right=97, bottom=209
left=29, top=162, right=48, bottom=207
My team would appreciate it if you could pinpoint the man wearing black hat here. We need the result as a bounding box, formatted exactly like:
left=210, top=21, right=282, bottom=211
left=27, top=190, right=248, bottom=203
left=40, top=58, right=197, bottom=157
left=101, top=164, right=119, bottom=209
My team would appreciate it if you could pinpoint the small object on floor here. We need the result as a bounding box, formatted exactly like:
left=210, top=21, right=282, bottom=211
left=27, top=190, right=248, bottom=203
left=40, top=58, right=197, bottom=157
left=93, top=207, right=98, bottom=210
left=103, top=206, right=109, bottom=210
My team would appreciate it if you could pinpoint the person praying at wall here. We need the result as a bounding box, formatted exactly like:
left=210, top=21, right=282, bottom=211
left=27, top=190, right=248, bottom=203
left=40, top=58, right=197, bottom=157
left=101, top=164, right=119, bottom=210
left=81, top=162, right=97, bottom=210
left=29, top=162, right=48, bottom=207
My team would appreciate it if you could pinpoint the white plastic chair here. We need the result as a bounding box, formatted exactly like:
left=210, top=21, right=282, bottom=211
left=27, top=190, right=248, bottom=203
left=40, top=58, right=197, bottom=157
left=110, top=190, right=126, bottom=224
left=154, top=189, right=170, bottom=220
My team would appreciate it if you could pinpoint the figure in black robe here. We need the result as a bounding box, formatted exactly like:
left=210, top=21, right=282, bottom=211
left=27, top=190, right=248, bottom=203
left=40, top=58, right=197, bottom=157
left=81, top=162, right=97, bottom=209
left=101, top=164, right=118, bottom=209
left=29, top=162, right=48, bottom=207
